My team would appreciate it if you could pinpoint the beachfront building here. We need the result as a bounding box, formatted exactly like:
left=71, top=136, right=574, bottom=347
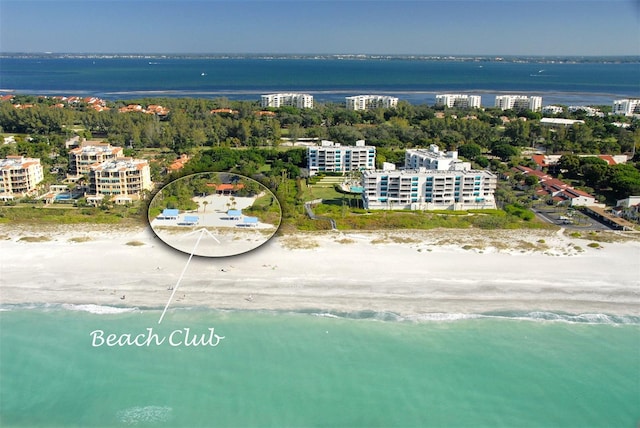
left=404, top=145, right=471, bottom=171
left=362, top=168, right=497, bottom=210
left=88, top=157, right=152, bottom=203
left=260, top=93, right=314, bottom=109
left=68, top=143, right=124, bottom=175
left=307, top=140, right=376, bottom=176
left=495, top=95, right=542, bottom=112
left=435, top=94, right=481, bottom=109
left=0, top=155, right=44, bottom=196
left=613, top=196, right=640, bottom=222
left=612, top=99, right=640, bottom=116
left=345, top=95, right=399, bottom=110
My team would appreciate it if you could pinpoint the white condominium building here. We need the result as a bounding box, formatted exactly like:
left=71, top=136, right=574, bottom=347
left=307, top=140, right=376, bottom=176
left=495, top=95, right=542, bottom=112
left=612, top=99, right=640, bottom=116
left=0, top=156, right=44, bottom=196
left=345, top=95, right=399, bottom=110
left=261, top=93, right=314, bottom=109
left=68, top=143, right=124, bottom=175
left=405, top=145, right=470, bottom=171
left=541, top=105, right=564, bottom=115
left=435, top=94, right=482, bottom=109
left=362, top=168, right=497, bottom=211
left=89, top=158, right=152, bottom=198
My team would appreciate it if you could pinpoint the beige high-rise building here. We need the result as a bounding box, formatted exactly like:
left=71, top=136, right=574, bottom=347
left=69, top=143, right=124, bottom=175
left=0, top=156, right=44, bottom=196
left=89, top=158, right=152, bottom=201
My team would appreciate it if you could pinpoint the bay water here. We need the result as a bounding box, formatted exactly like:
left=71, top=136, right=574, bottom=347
left=1, top=58, right=638, bottom=106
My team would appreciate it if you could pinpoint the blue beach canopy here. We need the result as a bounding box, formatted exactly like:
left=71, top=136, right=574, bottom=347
left=183, top=216, right=199, bottom=224
left=162, top=209, right=179, bottom=217
left=227, top=209, right=242, bottom=217
left=243, top=216, right=259, bottom=224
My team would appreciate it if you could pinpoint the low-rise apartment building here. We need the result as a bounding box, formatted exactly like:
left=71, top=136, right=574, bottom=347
left=345, top=95, right=398, bottom=110
left=513, top=165, right=597, bottom=206
left=261, top=93, right=314, bottom=109
left=0, top=156, right=44, bottom=196
left=307, top=140, right=376, bottom=176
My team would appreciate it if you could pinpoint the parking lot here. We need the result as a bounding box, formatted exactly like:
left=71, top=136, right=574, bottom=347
left=532, top=203, right=615, bottom=231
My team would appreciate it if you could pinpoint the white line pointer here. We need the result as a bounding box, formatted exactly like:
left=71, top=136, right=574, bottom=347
left=158, top=228, right=207, bottom=324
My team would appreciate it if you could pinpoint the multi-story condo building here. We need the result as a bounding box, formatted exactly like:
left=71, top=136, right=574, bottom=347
left=435, top=94, right=482, bottom=109
left=404, top=145, right=470, bottom=171
left=260, top=93, right=314, bottom=109
left=0, top=156, right=44, bottom=196
left=88, top=158, right=152, bottom=199
left=345, top=95, right=399, bottom=110
left=362, top=168, right=497, bottom=210
left=495, top=95, right=542, bottom=112
left=307, top=140, right=376, bottom=176
left=612, top=99, right=640, bottom=116
left=68, top=143, right=124, bottom=175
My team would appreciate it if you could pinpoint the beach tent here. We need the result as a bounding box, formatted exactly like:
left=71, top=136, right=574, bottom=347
left=182, top=215, right=199, bottom=225
left=240, top=216, right=259, bottom=227
left=227, top=209, right=242, bottom=220
left=160, top=209, right=179, bottom=219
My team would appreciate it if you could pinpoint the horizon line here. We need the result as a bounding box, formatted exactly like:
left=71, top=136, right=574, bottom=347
left=2, top=52, right=639, bottom=59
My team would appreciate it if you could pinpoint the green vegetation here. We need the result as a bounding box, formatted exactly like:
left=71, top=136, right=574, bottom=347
left=1, top=94, right=638, bottom=230
left=0, top=205, right=145, bottom=225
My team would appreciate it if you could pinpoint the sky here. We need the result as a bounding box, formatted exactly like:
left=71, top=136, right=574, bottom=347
left=0, top=0, right=639, bottom=56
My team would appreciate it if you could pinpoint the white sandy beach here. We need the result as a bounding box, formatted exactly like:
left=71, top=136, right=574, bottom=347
left=1, top=224, right=639, bottom=316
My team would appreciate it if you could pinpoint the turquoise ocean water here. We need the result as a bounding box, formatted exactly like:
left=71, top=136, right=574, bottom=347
left=1, top=306, right=638, bottom=427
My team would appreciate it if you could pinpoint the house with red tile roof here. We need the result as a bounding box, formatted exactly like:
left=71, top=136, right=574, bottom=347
left=206, top=183, right=245, bottom=194
left=210, top=108, right=238, bottom=114
left=167, top=154, right=190, bottom=172
left=513, top=165, right=598, bottom=206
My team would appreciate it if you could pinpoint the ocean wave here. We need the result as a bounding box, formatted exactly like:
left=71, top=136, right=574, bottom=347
left=302, top=309, right=640, bottom=325
left=1, top=304, right=637, bottom=325
left=0, top=303, right=140, bottom=314
left=116, top=405, right=172, bottom=425
left=60, top=304, right=140, bottom=315
left=477, top=311, right=640, bottom=325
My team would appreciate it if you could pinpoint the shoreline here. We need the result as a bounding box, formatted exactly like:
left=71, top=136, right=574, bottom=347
left=1, top=224, right=639, bottom=318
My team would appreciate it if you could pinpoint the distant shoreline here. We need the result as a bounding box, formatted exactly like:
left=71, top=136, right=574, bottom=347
left=1, top=52, right=639, bottom=63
